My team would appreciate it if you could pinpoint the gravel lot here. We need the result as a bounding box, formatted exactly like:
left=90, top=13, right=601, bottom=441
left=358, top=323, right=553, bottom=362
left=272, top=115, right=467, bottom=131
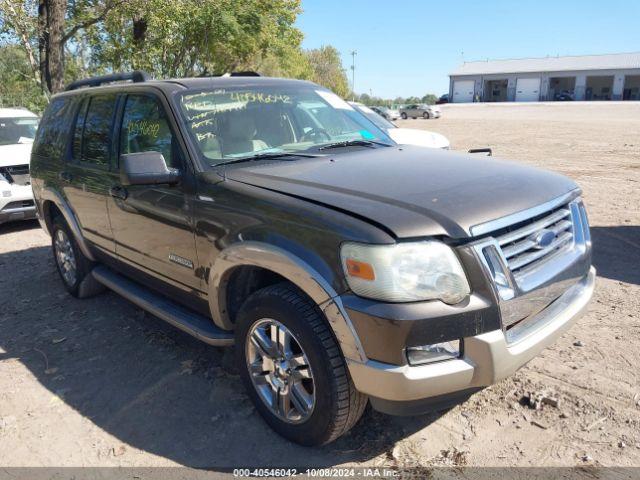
left=1, top=102, right=639, bottom=469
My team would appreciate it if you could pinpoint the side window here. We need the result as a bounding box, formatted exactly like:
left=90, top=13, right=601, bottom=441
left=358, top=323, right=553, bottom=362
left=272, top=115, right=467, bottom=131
left=81, top=95, right=116, bottom=166
left=119, top=95, right=180, bottom=168
left=72, top=98, right=88, bottom=160
left=32, top=97, right=72, bottom=158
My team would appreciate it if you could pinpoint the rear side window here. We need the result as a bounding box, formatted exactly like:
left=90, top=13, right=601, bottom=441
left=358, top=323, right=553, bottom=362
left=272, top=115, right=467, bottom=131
left=32, top=97, right=73, bottom=158
left=78, top=95, right=117, bottom=166
left=119, top=94, right=180, bottom=168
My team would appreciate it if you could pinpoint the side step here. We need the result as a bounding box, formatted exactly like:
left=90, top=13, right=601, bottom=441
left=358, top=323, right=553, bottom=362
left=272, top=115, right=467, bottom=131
left=92, top=265, right=234, bottom=346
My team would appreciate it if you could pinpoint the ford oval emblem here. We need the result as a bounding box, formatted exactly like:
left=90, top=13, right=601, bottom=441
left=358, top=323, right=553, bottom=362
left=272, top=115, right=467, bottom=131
left=532, top=229, right=556, bottom=249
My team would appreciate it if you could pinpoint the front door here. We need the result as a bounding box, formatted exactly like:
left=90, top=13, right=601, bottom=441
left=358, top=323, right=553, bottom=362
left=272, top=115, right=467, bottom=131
left=62, top=94, right=118, bottom=252
left=107, top=92, right=201, bottom=291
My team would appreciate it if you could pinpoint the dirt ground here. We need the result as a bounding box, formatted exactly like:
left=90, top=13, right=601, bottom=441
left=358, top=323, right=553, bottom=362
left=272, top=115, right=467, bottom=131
left=1, top=102, right=639, bottom=470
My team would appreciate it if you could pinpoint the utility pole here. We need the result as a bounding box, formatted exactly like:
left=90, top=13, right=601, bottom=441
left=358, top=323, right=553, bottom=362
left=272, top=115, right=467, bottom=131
left=350, top=50, right=357, bottom=100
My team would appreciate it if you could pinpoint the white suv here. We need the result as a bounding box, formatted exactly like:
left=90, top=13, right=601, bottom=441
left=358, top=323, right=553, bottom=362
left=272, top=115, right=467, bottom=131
left=0, top=108, right=39, bottom=225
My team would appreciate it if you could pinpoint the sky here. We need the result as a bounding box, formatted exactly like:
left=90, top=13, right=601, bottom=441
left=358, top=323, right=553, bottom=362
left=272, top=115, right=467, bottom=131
left=297, top=0, right=640, bottom=98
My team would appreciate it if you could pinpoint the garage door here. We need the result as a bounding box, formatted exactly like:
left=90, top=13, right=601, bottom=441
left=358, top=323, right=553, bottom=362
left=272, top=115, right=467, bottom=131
left=452, top=80, right=475, bottom=103
left=515, top=78, right=541, bottom=102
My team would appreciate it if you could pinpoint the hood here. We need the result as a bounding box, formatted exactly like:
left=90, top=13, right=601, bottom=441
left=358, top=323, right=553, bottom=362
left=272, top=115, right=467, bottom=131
left=388, top=128, right=450, bottom=149
left=0, top=143, right=33, bottom=168
left=225, top=146, right=578, bottom=239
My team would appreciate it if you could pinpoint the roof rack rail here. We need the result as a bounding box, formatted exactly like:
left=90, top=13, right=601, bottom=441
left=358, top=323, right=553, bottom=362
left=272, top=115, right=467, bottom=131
left=219, top=71, right=261, bottom=77
left=65, top=70, right=151, bottom=92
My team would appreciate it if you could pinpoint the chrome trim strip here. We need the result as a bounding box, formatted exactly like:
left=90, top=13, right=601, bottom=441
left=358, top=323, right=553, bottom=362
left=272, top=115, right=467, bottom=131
left=470, top=189, right=580, bottom=237
left=496, top=208, right=571, bottom=246
left=508, top=231, right=573, bottom=270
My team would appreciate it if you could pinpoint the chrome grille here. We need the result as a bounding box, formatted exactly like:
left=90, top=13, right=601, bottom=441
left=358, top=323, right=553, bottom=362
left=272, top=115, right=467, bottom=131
left=496, top=206, right=574, bottom=276
left=471, top=196, right=592, bottom=338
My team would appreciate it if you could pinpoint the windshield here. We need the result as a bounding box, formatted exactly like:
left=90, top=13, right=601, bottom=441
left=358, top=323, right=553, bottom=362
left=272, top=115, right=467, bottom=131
left=0, top=117, right=39, bottom=146
left=177, top=85, right=394, bottom=165
left=350, top=104, right=396, bottom=130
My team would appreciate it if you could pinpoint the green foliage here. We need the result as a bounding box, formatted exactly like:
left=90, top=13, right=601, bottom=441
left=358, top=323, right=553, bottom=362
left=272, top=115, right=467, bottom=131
left=0, top=0, right=355, bottom=104
left=303, top=45, right=350, bottom=98
left=353, top=92, right=439, bottom=107
left=0, top=45, right=47, bottom=112
left=90, top=0, right=306, bottom=78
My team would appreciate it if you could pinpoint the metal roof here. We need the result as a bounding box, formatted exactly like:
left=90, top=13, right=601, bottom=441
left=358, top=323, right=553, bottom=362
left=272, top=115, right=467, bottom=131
left=450, top=52, right=640, bottom=76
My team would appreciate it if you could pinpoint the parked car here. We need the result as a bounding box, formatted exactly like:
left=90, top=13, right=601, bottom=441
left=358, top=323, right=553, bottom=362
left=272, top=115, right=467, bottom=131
left=400, top=103, right=441, bottom=119
left=370, top=105, right=400, bottom=121
left=554, top=90, right=575, bottom=101
left=436, top=94, right=449, bottom=105
left=31, top=72, right=595, bottom=446
left=0, top=108, right=39, bottom=226
left=349, top=102, right=450, bottom=149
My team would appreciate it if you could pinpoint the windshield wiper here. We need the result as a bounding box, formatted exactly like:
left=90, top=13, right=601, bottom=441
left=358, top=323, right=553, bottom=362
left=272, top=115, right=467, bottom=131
left=215, top=151, right=320, bottom=167
left=317, top=139, right=392, bottom=151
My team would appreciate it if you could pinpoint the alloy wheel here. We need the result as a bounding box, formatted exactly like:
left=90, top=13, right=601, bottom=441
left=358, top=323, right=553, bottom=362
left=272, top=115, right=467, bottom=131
left=54, top=228, right=77, bottom=286
left=246, top=318, right=315, bottom=423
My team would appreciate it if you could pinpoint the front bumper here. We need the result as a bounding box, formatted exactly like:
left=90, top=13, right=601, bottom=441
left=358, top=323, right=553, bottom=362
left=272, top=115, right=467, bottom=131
left=0, top=183, right=36, bottom=224
left=347, top=267, right=595, bottom=410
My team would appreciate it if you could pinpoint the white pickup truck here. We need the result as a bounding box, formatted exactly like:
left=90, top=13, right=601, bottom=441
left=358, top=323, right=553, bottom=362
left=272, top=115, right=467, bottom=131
left=0, top=108, right=39, bottom=225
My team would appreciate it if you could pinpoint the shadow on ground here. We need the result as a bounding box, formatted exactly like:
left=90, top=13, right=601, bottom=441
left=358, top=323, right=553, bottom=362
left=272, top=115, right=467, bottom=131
left=591, top=225, right=640, bottom=286
left=0, top=242, right=441, bottom=468
left=0, top=219, right=40, bottom=235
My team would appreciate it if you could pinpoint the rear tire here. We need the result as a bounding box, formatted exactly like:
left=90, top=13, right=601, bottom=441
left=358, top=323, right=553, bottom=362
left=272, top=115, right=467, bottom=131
left=400, top=112, right=407, bottom=119
left=235, top=282, right=367, bottom=446
left=51, top=215, right=94, bottom=297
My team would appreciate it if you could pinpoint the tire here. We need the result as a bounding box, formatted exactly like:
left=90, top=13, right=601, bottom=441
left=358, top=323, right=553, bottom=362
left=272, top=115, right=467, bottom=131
left=51, top=215, right=94, bottom=297
left=400, top=112, right=407, bottom=119
left=235, top=282, right=367, bottom=446
left=423, top=111, right=430, bottom=119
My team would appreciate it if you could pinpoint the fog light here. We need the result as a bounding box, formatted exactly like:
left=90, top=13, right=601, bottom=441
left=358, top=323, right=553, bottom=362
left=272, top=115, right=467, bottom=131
left=2, top=191, right=11, bottom=197
left=407, top=340, right=461, bottom=366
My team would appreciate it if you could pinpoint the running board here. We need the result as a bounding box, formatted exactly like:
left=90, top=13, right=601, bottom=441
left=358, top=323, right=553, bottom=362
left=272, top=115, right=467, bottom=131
left=92, top=265, right=234, bottom=346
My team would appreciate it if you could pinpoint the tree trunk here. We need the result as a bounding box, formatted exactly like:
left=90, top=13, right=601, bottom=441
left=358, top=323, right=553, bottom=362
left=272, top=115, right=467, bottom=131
left=38, top=0, right=67, bottom=93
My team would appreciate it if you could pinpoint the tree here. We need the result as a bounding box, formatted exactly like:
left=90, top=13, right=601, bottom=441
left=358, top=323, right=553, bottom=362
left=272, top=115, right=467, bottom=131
left=90, top=0, right=306, bottom=78
left=304, top=45, right=349, bottom=98
left=421, top=93, right=437, bottom=105
left=1, top=0, right=124, bottom=93
left=0, top=44, right=48, bottom=111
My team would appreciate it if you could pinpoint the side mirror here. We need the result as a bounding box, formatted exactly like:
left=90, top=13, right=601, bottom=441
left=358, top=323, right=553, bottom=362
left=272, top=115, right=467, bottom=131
left=119, top=152, right=180, bottom=186
left=468, top=148, right=493, bottom=156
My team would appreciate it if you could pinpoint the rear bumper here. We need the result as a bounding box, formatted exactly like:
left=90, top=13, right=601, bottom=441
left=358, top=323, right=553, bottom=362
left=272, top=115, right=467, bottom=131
left=347, top=267, right=595, bottom=407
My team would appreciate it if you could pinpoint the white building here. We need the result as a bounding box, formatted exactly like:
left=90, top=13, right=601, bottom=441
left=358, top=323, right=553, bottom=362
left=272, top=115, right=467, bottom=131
left=449, top=52, right=640, bottom=102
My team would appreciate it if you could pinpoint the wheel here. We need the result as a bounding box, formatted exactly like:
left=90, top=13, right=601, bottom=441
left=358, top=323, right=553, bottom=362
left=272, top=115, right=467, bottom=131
left=423, top=111, right=430, bottom=119
left=400, top=112, right=407, bottom=119
left=235, top=283, right=367, bottom=446
left=51, top=215, right=94, bottom=297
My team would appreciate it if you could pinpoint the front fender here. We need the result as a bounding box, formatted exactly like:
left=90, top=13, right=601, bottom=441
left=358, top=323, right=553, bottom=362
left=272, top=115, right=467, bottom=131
left=208, top=241, right=366, bottom=362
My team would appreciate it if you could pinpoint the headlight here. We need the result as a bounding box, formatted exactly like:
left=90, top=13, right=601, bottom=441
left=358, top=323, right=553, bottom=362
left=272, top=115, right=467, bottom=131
left=340, top=241, right=470, bottom=304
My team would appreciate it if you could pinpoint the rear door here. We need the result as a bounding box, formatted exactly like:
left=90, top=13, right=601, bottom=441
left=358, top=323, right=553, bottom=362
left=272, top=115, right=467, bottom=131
left=61, top=94, right=119, bottom=252
left=107, top=91, right=201, bottom=291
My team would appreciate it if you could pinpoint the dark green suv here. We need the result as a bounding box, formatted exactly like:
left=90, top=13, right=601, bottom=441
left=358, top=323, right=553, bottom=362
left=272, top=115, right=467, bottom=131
left=30, top=72, right=595, bottom=446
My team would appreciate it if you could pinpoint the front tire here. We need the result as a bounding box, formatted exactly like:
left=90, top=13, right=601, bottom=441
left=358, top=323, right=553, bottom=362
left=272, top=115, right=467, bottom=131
left=423, top=111, right=430, bottom=119
left=51, top=215, right=94, bottom=297
left=400, top=112, right=407, bottom=119
left=235, top=283, right=367, bottom=446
